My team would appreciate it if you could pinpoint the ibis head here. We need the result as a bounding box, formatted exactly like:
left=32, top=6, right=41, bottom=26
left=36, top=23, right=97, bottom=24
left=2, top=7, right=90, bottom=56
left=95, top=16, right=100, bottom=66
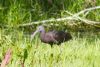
left=31, top=25, right=45, bottom=41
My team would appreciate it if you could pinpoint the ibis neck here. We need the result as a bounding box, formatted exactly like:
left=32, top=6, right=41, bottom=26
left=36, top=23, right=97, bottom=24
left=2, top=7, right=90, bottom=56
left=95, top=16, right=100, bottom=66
left=40, top=31, right=45, bottom=38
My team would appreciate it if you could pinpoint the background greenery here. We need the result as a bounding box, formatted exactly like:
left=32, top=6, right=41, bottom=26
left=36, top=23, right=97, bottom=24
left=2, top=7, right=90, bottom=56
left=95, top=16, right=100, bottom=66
left=0, top=0, right=100, bottom=67
left=0, top=0, right=100, bottom=31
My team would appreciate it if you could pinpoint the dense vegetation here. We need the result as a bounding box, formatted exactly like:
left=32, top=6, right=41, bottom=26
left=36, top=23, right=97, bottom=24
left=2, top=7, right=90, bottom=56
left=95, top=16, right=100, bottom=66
left=0, top=0, right=100, bottom=30
left=0, top=0, right=100, bottom=67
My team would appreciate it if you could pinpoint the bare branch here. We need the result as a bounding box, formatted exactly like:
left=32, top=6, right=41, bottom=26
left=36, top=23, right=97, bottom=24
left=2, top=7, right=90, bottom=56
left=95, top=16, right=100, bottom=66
left=65, top=10, right=100, bottom=25
left=18, top=17, right=75, bottom=27
left=73, top=6, right=100, bottom=16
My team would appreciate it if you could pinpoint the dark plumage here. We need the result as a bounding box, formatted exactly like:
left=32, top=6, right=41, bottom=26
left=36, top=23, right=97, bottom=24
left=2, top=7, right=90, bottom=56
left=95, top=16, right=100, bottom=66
left=31, top=26, right=72, bottom=45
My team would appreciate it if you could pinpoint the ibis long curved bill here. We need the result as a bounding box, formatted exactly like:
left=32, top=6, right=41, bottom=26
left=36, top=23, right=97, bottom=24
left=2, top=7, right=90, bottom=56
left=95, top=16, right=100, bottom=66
left=30, top=30, right=39, bottom=41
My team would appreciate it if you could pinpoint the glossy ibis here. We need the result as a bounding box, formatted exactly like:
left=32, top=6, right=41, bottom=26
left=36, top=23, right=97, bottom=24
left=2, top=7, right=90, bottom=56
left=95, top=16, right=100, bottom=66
left=31, top=26, right=72, bottom=45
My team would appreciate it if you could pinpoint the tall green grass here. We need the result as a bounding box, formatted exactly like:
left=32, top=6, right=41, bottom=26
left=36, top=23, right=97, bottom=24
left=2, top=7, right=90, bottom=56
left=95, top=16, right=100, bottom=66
left=0, top=29, right=100, bottom=67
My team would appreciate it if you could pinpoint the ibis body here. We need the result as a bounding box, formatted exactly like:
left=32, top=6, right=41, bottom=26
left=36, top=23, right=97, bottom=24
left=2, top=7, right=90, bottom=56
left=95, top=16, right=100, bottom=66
left=31, top=26, right=72, bottom=45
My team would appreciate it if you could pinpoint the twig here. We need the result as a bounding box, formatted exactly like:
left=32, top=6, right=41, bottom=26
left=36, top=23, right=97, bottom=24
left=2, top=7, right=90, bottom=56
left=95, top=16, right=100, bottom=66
left=83, top=11, right=90, bottom=17
left=18, top=6, right=100, bottom=27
